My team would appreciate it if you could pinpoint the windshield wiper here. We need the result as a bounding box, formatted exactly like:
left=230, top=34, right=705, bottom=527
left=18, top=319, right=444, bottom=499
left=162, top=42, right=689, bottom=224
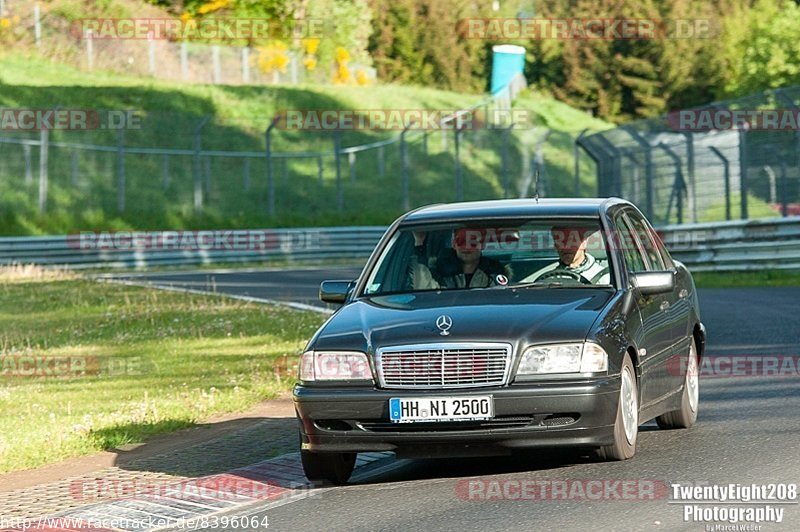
left=505, top=281, right=565, bottom=289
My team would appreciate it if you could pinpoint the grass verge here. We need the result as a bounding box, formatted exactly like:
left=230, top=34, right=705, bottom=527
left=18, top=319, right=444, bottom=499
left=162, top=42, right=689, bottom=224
left=693, top=269, right=800, bottom=288
left=0, top=266, right=325, bottom=473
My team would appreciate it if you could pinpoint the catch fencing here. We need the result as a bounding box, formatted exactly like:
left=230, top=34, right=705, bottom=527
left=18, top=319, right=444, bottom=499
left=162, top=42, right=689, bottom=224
left=577, top=86, right=800, bottom=226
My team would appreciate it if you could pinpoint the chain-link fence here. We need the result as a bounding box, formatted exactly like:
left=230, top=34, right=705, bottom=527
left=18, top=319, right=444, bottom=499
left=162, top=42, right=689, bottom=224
left=0, top=84, right=595, bottom=232
left=577, top=86, right=800, bottom=225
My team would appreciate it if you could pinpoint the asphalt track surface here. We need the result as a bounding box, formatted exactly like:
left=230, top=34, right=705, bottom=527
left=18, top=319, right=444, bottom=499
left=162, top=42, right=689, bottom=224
left=115, top=269, right=800, bottom=531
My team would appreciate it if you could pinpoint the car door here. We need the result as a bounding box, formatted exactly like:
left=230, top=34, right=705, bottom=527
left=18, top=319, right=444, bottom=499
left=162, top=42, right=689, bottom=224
left=626, top=210, right=692, bottom=396
left=613, top=212, right=674, bottom=406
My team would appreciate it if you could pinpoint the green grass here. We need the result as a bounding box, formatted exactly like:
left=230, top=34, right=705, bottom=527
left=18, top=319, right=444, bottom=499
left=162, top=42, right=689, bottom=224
left=693, top=269, right=800, bottom=288
left=0, top=268, right=325, bottom=472
left=0, top=52, right=612, bottom=235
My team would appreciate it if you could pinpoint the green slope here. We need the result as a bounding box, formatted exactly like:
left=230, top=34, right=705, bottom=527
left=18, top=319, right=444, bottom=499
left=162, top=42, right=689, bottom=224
left=0, top=53, right=612, bottom=235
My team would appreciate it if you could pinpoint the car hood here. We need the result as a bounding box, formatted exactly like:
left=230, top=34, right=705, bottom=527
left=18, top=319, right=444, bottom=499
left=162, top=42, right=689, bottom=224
left=310, top=288, right=615, bottom=353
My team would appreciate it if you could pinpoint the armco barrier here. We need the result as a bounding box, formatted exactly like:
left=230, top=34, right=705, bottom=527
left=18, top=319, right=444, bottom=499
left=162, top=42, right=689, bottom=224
left=659, top=217, right=800, bottom=272
left=0, top=227, right=387, bottom=270
left=0, top=217, right=799, bottom=271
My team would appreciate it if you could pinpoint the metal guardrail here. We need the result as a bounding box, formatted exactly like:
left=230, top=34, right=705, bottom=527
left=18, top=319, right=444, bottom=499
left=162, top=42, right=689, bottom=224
left=660, top=217, right=800, bottom=271
left=1, top=217, right=798, bottom=271
left=0, top=227, right=387, bottom=269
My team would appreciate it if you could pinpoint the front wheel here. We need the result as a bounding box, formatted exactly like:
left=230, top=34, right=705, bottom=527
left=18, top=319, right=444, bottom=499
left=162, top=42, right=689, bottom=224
left=301, top=449, right=356, bottom=485
left=656, top=337, right=699, bottom=429
left=597, top=353, right=638, bottom=461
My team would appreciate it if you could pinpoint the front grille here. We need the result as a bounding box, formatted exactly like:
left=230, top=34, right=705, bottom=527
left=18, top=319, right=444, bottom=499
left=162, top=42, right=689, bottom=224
left=375, top=343, right=512, bottom=389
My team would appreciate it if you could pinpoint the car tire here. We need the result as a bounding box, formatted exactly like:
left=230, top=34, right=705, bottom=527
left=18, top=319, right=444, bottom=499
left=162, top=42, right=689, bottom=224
left=597, top=352, right=638, bottom=461
left=300, top=449, right=357, bottom=485
left=656, top=337, right=699, bottom=430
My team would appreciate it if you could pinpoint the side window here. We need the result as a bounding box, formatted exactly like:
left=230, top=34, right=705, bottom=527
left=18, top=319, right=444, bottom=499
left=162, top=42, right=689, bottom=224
left=624, top=212, right=666, bottom=271
left=613, top=215, right=647, bottom=273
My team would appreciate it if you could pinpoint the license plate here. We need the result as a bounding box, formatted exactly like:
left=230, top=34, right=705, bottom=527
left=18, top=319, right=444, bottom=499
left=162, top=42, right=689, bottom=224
left=389, top=396, right=493, bottom=423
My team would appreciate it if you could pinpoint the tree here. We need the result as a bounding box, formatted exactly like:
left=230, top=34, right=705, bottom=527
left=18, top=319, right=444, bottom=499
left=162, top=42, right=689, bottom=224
left=367, top=0, right=491, bottom=92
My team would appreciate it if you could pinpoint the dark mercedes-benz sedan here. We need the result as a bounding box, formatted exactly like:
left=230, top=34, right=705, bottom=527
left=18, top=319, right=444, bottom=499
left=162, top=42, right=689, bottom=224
left=294, top=198, right=706, bottom=484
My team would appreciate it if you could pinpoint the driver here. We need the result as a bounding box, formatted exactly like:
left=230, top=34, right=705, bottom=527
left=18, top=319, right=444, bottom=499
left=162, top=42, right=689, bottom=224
left=409, top=228, right=510, bottom=289
left=530, top=225, right=610, bottom=284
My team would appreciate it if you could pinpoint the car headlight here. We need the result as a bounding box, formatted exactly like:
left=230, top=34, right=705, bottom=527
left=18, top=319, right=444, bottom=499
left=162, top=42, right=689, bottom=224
left=299, top=351, right=373, bottom=382
left=516, top=343, right=608, bottom=376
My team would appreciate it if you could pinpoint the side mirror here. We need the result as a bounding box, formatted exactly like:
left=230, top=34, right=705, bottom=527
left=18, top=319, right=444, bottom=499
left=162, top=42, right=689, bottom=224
left=319, top=280, right=355, bottom=304
left=631, top=271, right=675, bottom=296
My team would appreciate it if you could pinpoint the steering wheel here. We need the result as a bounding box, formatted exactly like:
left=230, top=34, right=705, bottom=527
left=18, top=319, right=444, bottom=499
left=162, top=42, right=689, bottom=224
left=536, top=269, right=591, bottom=285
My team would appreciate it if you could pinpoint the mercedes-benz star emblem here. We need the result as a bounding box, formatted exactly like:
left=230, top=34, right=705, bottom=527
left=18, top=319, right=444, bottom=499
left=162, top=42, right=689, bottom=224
left=436, top=315, right=453, bottom=336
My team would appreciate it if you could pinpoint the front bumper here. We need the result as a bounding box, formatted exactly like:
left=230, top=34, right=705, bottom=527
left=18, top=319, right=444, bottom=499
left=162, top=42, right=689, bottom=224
left=294, top=376, right=620, bottom=457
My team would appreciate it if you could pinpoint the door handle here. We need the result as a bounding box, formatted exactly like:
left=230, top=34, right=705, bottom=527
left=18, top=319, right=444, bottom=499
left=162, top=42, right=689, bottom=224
left=660, top=300, right=670, bottom=311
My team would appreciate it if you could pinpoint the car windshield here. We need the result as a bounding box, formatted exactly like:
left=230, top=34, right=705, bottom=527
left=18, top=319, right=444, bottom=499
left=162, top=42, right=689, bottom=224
left=363, top=218, right=614, bottom=296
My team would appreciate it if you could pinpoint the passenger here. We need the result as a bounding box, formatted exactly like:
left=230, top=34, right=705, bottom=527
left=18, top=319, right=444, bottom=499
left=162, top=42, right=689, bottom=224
left=530, top=225, right=610, bottom=284
left=409, top=228, right=510, bottom=289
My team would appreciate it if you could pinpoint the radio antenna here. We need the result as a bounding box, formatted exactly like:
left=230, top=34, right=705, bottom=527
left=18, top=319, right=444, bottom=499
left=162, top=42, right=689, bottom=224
left=533, top=168, right=540, bottom=202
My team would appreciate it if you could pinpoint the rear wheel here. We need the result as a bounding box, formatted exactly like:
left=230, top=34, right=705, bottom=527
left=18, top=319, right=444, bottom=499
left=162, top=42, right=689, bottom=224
left=597, top=353, right=638, bottom=461
left=301, top=449, right=356, bottom=485
left=656, top=338, right=699, bottom=429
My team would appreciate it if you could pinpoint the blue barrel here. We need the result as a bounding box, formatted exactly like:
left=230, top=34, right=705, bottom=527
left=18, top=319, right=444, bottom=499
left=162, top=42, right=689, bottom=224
left=490, top=45, right=526, bottom=95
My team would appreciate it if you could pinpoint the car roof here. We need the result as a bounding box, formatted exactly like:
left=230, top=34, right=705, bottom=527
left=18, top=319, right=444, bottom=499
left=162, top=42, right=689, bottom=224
left=401, top=197, right=630, bottom=224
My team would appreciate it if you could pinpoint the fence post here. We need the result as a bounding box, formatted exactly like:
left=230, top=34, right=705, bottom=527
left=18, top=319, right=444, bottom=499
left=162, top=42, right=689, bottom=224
left=658, top=143, right=686, bottom=225
left=38, top=130, right=48, bottom=214
left=243, top=157, right=250, bottom=191
left=241, top=47, right=250, bottom=84
left=212, top=46, right=221, bottom=84
left=422, top=131, right=428, bottom=156
left=116, top=129, right=126, bottom=213
left=85, top=29, right=94, bottom=71
left=621, top=126, right=654, bottom=219
left=333, top=130, right=343, bottom=212
left=265, top=115, right=281, bottom=216
left=574, top=129, right=588, bottom=197
left=193, top=115, right=210, bottom=212
left=454, top=126, right=463, bottom=201
left=377, top=145, right=385, bottom=177
left=683, top=132, right=697, bottom=223
left=780, top=159, right=789, bottom=217
left=501, top=123, right=514, bottom=199
left=162, top=154, right=170, bottom=189
left=71, top=149, right=79, bottom=186
left=534, top=129, right=551, bottom=197
left=34, top=4, right=42, bottom=50
left=709, top=147, right=731, bottom=220
left=282, top=157, right=289, bottom=184
left=317, top=155, right=324, bottom=184
left=23, top=144, right=33, bottom=185
left=400, top=124, right=412, bottom=210
left=738, top=124, right=749, bottom=219
left=180, top=42, right=188, bottom=80
left=204, top=156, right=212, bottom=195
left=148, top=33, right=156, bottom=76
left=348, top=151, right=356, bottom=182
